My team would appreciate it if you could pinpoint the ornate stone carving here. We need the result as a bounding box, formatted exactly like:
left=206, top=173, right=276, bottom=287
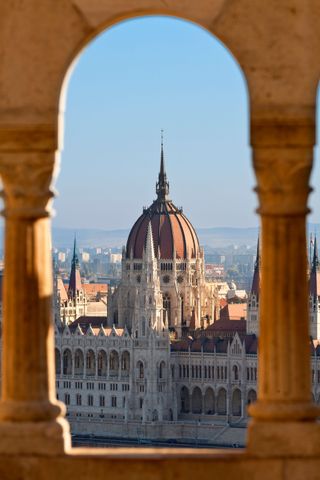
left=0, top=152, right=57, bottom=219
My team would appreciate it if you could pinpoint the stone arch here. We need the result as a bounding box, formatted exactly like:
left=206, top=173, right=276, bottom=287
left=152, top=409, right=159, bottom=421
left=217, top=388, right=227, bottom=415
left=191, top=386, right=202, bottom=414
left=247, top=389, right=257, bottom=405
left=62, top=349, right=72, bottom=375
left=86, top=349, right=96, bottom=376
left=180, top=386, right=190, bottom=413
left=74, top=349, right=84, bottom=376
left=55, top=348, right=61, bottom=375
left=204, top=387, right=215, bottom=415
left=121, top=351, right=130, bottom=375
left=232, top=389, right=242, bottom=416
left=109, top=350, right=119, bottom=376
left=97, top=350, right=107, bottom=377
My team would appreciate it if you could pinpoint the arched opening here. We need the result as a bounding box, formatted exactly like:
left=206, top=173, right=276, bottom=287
left=55, top=348, right=61, bottom=375
left=232, top=389, right=242, bottom=416
left=74, top=349, right=84, bottom=376
left=217, top=388, right=227, bottom=415
left=109, top=350, right=119, bottom=376
left=137, top=360, right=144, bottom=379
left=247, top=389, right=257, bottom=406
left=180, top=386, right=190, bottom=413
left=97, top=350, right=107, bottom=377
left=191, top=387, right=202, bottom=414
left=159, top=361, right=166, bottom=379
left=204, top=387, right=215, bottom=415
left=152, top=409, right=159, bottom=421
left=86, top=349, right=96, bottom=376
left=232, top=364, right=239, bottom=381
left=62, top=349, right=72, bottom=375
left=121, top=351, right=130, bottom=375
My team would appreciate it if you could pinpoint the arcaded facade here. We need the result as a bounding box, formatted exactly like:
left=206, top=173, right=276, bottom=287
left=2, top=1, right=320, bottom=479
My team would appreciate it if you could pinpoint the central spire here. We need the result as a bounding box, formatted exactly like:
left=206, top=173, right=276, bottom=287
left=156, top=130, right=169, bottom=201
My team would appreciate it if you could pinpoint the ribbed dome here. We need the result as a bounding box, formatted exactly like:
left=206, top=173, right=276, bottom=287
left=126, top=139, right=199, bottom=260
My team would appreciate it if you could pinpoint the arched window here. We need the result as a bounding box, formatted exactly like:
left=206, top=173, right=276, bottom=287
left=109, top=350, right=119, bottom=376
left=159, top=361, right=165, bottom=379
left=191, top=387, right=202, bottom=414
left=233, top=364, right=239, bottom=381
left=55, top=348, right=61, bottom=375
left=74, top=349, right=84, bottom=376
left=86, top=350, right=96, bottom=376
left=180, top=386, right=190, bottom=413
left=137, top=361, right=144, bottom=379
left=121, top=351, right=130, bottom=374
left=204, top=388, right=215, bottom=415
left=232, top=389, right=242, bottom=416
left=217, top=388, right=227, bottom=415
left=62, top=349, right=72, bottom=375
left=97, top=350, right=107, bottom=377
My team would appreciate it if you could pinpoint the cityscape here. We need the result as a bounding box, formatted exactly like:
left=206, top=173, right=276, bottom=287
left=49, top=142, right=320, bottom=448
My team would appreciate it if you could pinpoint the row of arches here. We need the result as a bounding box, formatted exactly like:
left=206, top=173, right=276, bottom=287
left=56, top=348, right=130, bottom=377
left=180, top=386, right=257, bottom=416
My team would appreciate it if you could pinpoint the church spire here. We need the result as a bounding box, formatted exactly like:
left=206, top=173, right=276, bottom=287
left=68, top=235, right=82, bottom=299
left=251, top=236, right=260, bottom=300
left=312, top=235, right=319, bottom=272
left=156, top=130, right=169, bottom=201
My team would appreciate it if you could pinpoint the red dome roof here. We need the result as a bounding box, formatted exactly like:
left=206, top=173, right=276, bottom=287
left=126, top=200, right=199, bottom=260
left=126, top=140, right=199, bottom=260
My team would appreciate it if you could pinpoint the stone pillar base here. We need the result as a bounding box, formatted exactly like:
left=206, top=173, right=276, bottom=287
left=247, top=420, right=320, bottom=457
left=0, top=417, right=71, bottom=455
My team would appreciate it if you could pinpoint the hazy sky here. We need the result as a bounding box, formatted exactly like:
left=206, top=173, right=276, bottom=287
left=54, top=16, right=320, bottom=231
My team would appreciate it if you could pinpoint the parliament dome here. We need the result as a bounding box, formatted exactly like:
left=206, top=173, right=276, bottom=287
left=126, top=140, right=199, bottom=260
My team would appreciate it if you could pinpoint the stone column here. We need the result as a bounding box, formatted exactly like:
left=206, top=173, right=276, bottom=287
left=248, top=112, right=320, bottom=456
left=0, top=130, right=70, bottom=455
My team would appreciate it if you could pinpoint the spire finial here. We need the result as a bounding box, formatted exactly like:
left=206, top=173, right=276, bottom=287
left=156, top=130, right=169, bottom=201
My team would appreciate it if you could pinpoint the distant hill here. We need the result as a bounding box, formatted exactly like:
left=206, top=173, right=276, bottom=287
left=0, top=224, right=316, bottom=251
left=51, top=226, right=260, bottom=249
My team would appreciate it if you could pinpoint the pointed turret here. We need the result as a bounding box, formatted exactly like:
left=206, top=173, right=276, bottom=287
left=156, top=130, right=169, bottom=201
left=251, top=236, right=260, bottom=301
left=247, top=237, right=260, bottom=335
left=68, top=236, right=82, bottom=299
left=144, top=220, right=155, bottom=261
left=310, top=236, right=320, bottom=301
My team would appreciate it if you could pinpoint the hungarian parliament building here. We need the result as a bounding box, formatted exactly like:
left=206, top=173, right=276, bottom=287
left=53, top=143, right=320, bottom=444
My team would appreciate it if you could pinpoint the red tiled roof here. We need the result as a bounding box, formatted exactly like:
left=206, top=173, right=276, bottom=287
left=220, top=303, right=247, bottom=321
left=83, top=284, right=108, bottom=296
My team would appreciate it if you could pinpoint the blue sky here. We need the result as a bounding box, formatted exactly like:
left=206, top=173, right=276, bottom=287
left=54, top=16, right=320, bottom=231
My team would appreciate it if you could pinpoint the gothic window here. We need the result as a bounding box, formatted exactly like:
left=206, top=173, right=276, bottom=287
left=121, top=351, right=130, bottom=373
left=159, top=361, right=165, bottom=379
left=233, top=365, right=239, bottom=381
left=137, top=361, right=144, bottom=379
left=109, top=351, right=119, bottom=374
left=62, top=349, right=72, bottom=375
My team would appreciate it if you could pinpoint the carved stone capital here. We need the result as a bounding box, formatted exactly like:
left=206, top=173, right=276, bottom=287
left=253, top=147, right=313, bottom=216
left=0, top=152, right=57, bottom=219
